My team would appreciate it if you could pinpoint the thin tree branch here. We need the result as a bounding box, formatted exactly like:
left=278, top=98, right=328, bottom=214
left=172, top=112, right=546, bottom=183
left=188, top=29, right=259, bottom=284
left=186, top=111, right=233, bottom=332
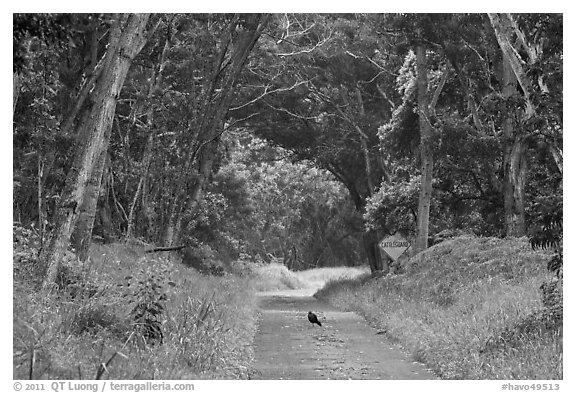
left=429, top=62, right=450, bottom=116
left=223, top=112, right=260, bottom=130
left=229, top=80, right=309, bottom=111
left=277, top=31, right=332, bottom=57
left=263, top=100, right=318, bottom=120
left=61, top=50, right=107, bottom=136
left=319, top=91, right=370, bottom=140
left=345, top=49, right=398, bottom=77
left=376, top=83, right=396, bottom=109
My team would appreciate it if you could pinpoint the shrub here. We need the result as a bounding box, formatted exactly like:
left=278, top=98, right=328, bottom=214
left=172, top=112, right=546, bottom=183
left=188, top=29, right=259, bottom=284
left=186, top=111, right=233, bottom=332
left=118, top=267, right=175, bottom=346
left=179, top=245, right=226, bottom=276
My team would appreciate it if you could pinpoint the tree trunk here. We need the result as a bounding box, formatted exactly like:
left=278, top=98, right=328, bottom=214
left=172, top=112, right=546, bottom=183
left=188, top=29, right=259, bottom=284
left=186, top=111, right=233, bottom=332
left=501, top=43, right=527, bottom=237
left=37, top=155, right=46, bottom=248
left=97, top=196, right=114, bottom=242
left=163, top=221, right=176, bottom=247
left=350, top=184, right=384, bottom=274
left=186, top=141, right=219, bottom=213
left=126, top=38, right=171, bottom=238
left=363, top=230, right=385, bottom=274
left=126, top=121, right=156, bottom=239
left=70, top=147, right=110, bottom=261
left=414, top=45, right=434, bottom=253
left=503, top=137, right=527, bottom=237
left=488, top=14, right=536, bottom=115
left=490, top=13, right=552, bottom=237
left=40, top=14, right=151, bottom=292
left=141, top=174, right=157, bottom=240
left=13, top=73, right=22, bottom=115
left=163, top=199, right=184, bottom=247
left=161, top=15, right=268, bottom=246
left=548, top=143, right=563, bottom=175
left=325, top=164, right=387, bottom=273
left=164, top=140, right=219, bottom=246
left=60, top=27, right=106, bottom=137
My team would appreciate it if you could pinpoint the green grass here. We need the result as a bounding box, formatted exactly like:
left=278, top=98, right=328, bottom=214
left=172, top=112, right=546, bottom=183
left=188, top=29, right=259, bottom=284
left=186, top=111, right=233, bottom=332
left=315, top=235, right=562, bottom=379
left=13, top=242, right=260, bottom=379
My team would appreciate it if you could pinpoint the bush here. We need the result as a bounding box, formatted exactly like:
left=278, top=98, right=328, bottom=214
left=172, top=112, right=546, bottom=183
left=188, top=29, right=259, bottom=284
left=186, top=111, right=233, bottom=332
left=119, top=267, right=174, bottom=346
left=179, top=245, right=226, bottom=276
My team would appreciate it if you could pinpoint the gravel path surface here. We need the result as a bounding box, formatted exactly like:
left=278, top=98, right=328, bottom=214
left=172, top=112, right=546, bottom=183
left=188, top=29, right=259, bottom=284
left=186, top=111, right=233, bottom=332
left=251, top=288, right=436, bottom=380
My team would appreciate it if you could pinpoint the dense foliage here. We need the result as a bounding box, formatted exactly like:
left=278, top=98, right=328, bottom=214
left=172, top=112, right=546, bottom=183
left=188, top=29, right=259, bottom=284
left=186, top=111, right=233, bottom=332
left=13, top=13, right=562, bottom=275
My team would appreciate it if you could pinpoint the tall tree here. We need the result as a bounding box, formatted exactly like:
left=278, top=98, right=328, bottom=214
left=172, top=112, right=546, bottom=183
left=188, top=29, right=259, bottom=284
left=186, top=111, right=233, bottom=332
left=13, top=13, right=561, bottom=278
left=488, top=13, right=563, bottom=236
left=374, top=14, right=452, bottom=253
left=40, top=14, right=152, bottom=291
left=414, top=45, right=434, bottom=252
left=162, top=14, right=269, bottom=246
left=125, top=18, right=174, bottom=239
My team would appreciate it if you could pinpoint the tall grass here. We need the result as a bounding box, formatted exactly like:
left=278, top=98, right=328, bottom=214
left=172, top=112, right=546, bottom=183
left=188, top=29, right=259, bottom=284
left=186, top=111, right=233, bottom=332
left=315, top=236, right=562, bottom=379
left=234, top=259, right=369, bottom=292
left=294, top=265, right=369, bottom=289
left=13, top=241, right=259, bottom=379
left=248, top=262, right=309, bottom=291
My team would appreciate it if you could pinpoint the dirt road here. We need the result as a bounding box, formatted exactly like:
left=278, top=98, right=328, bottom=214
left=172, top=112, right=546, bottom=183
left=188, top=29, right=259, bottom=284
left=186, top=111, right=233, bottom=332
left=251, top=288, right=436, bottom=380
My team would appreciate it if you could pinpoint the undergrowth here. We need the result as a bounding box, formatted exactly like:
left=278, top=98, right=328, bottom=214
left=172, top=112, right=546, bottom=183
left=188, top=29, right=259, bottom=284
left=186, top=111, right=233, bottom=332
left=13, top=228, right=259, bottom=379
left=315, top=235, right=562, bottom=379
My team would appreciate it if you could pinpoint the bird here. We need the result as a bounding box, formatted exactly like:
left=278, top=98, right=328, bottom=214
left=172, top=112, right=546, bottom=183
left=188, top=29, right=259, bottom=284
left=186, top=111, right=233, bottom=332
left=308, top=311, right=322, bottom=326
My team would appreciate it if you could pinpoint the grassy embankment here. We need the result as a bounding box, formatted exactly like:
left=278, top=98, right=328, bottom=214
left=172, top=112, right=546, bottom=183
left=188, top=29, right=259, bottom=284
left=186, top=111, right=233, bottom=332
left=315, top=235, right=562, bottom=379
left=13, top=229, right=367, bottom=380
left=13, top=238, right=262, bottom=379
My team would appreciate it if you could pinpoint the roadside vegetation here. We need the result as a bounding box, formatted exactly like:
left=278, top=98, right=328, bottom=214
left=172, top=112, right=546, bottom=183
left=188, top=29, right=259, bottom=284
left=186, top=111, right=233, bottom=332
left=232, top=257, right=368, bottom=292
left=13, top=223, right=368, bottom=380
left=13, top=227, right=261, bottom=380
left=315, top=235, right=562, bottom=379
left=295, top=266, right=370, bottom=290
left=235, top=259, right=309, bottom=292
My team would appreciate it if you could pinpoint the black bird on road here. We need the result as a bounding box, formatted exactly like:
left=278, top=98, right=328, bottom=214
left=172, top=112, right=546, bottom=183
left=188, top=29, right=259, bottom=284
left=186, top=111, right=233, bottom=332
left=308, top=311, right=322, bottom=326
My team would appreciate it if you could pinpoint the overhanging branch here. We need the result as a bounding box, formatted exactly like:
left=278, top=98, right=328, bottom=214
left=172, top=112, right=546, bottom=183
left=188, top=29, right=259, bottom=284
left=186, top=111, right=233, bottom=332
left=229, top=80, right=310, bottom=111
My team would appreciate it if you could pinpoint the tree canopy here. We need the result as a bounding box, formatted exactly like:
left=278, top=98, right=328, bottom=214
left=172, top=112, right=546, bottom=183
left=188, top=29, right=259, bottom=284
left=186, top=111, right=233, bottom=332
left=13, top=13, right=562, bottom=280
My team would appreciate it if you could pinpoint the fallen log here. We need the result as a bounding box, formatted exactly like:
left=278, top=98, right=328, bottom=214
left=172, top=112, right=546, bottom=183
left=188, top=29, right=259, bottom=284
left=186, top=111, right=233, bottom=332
left=144, top=245, right=187, bottom=253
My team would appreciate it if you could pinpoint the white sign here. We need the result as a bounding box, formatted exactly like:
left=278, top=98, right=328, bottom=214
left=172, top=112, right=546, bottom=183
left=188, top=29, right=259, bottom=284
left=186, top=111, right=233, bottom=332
left=379, top=235, right=411, bottom=261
